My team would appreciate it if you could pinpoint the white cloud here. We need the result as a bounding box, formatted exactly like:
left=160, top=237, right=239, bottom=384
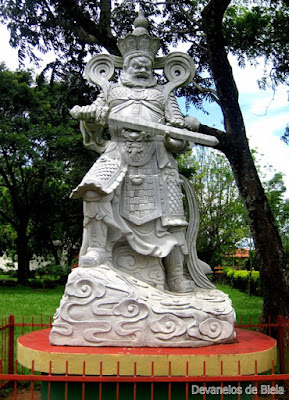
left=186, top=55, right=289, bottom=197
left=229, top=55, right=262, bottom=94
left=229, top=55, right=288, bottom=118
left=247, top=115, right=289, bottom=196
left=249, top=91, right=288, bottom=116
left=0, top=25, right=56, bottom=71
left=225, top=56, right=289, bottom=197
left=0, top=25, right=19, bottom=70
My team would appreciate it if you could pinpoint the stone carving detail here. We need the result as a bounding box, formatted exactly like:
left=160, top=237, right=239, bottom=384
left=50, top=11, right=236, bottom=347
left=50, top=266, right=235, bottom=347
left=113, top=244, right=166, bottom=290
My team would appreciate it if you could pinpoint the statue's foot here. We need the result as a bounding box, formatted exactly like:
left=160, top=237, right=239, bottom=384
left=79, top=248, right=107, bottom=268
left=167, top=277, right=195, bottom=293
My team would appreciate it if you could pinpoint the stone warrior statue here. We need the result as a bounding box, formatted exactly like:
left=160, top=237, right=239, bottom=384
left=50, top=12, right=235, bottom=347
left=70, top=12, right=216, bottom=293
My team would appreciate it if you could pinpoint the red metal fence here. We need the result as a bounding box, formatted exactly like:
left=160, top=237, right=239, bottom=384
left=1, top=315, right=289, bottom=399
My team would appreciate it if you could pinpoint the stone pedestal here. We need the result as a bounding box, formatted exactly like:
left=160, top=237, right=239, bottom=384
left=17, top=328, right=277, bottom=399
left=49, top=265, right=235, bottom=347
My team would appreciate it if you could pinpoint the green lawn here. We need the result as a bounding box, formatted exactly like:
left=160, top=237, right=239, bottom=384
left=0, top=283, right=263, bottom=324
left=0, top=285, right=64, bottom=322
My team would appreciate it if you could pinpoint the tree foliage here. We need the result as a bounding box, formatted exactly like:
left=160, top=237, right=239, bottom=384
left=0, top=65, right=96, bottom=284
left=1, top=1, right=288, bottom=92
left=179, top=148, right=248, bottom=266
left=179, top=147, right=289, bottom=270
left=223, top=2, right=289, bottom=87
left=263, top=172, right=289, bottom=265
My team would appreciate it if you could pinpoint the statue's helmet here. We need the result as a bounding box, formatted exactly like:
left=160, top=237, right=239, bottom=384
left=117, top=11, right=160, bottom=63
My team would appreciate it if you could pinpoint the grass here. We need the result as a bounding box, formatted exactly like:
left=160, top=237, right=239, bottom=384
left=0, top=283, right=263, bottom=323
left=0, top=285, right=64, bottom=321
left=0, top=274, right=17, bottom=280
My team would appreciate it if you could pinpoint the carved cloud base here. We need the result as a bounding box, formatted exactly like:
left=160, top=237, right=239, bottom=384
left=50, top=265, right=235, bottom=347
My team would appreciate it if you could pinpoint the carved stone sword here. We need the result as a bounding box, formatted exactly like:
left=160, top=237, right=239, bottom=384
left=108, top=113, right=219, bottom=147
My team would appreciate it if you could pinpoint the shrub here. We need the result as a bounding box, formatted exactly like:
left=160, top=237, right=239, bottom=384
left=29, top=278, right=58, bottom=289
left=30, top=264, right=71, bottom=286
left=7, top=269, right=18, bottom=278
left=29, top=278, right=45, bottom=289
left=223, top=267, right=261, bottom=295
left=0, top=279, right=17, bottom=287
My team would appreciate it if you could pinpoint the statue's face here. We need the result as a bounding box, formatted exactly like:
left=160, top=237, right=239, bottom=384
left=125, top=56, right=153, bottom=84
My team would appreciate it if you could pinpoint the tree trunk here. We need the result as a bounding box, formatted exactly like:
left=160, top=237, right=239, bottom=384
left=225, top=137, right=289, bottom=318
left=201, top=0, right=289, bottom=320
left=49, top=237, right=60, bottom=265
left=16, top=226, right=30, bottom=285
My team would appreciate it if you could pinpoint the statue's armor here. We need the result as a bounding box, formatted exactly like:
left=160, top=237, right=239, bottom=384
left=108, top=83, right=187, bottom=227
left=72, top=83, right=188, bottom=257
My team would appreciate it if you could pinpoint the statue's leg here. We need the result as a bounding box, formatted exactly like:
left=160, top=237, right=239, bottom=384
left=163, top=246, right=195, bottom=293
left=79, top=190, right=109, bottom=268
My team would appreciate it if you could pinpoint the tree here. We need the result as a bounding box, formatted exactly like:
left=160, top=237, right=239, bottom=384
left=263, top=172, right=289, bottom=266
left=178, top=147, right=248, bottom=266
left=0, top=65, right=95, bottom=284
left=200, top=0, right=289, bottom=319
left=1, top=0, right=288, bottom=318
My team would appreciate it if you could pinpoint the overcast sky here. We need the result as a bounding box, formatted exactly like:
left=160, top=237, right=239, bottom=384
left=1, top=25, right=288, bottom=198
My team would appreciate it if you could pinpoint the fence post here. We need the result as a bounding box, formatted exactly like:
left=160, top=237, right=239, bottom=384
left=277, top=315, right=285, bottom=374
left=285, top=317, right=289, bottom=374
left=8, top=315, right=15, bottom=375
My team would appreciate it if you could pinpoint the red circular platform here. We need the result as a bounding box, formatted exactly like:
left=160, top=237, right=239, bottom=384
left=17, top=328, right=276, bottom=376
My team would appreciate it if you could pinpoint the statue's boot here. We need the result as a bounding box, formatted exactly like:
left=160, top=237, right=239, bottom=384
left=79, top=218, right=108, bottom=268
left=164, top=248, right=195, bottom=293
left=79, top=247, right=107, bottom=267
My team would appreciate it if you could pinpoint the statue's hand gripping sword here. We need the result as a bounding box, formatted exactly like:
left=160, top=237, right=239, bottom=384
left=107, top=113, right=219, bottom=147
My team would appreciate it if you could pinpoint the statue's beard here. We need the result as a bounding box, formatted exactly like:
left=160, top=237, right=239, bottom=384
left=120, top=72, right=157, bottom=88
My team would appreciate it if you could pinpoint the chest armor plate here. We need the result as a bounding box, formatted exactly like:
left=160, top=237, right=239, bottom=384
left=109, top=85, right=166, bottom=167
left=108, top=85, right=165, bottom=105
